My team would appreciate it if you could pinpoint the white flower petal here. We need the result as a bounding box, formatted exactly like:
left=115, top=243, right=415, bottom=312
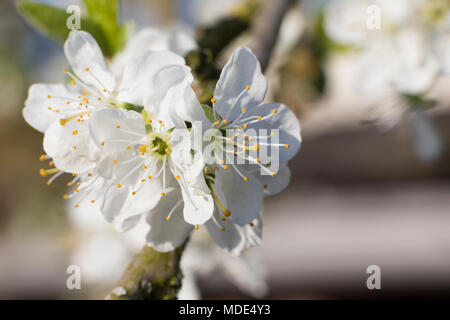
left=43, top=120, right=96, bottom=173
left=64, top=31, right=115, bottom=93
left=167, top=30, right=198, bottom=56
left=257, top=163, right=291, bottom=196
left=117, top=50, right=187, bottom=108
left=112, top=28, right=197, bottom=76
left=214, top=166, right=263, bottom=226
left=214, top=47, right=267, bottom=122
left=158, top=79, right=209, bottom=129
left=205, top=209, right=262, bottom=256
left=246, top=103, right=301, bottom=163
left=23, top=84, right=79, bottom=133
left=89, top=108, right=146, bottom=153
left=146, top=188, right=194, bottom=252
left=181, top=185, right=214, bottom=225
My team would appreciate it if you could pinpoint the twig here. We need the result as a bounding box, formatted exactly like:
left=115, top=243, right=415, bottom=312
left=107, top=244, right=186, bottom=300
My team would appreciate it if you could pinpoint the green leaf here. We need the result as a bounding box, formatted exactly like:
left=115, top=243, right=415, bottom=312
left=201, top=104, right=221, bottom=124
left=83, top=0, right=127, bottom=57
left=17, top=0, right=126, bottom=58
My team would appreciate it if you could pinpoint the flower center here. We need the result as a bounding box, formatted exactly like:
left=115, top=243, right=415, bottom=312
left=139, top=131, right=172, bottom=161
left=421, top=0, right=450, bottom=25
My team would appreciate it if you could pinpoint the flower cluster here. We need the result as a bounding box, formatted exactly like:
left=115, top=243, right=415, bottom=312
left=23, top=29, right=301, bottom=255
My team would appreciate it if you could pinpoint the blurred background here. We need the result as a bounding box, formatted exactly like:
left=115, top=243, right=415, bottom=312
left=1, top=0, right=450, bottom=299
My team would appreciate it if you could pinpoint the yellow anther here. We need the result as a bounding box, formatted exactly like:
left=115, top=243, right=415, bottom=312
left=238, top=126, right=242, bottom=130
left=83, top=97, right=89, bottom=103
left=176, top=175, right=180, bottom=179
left=270, top=172, right=275, bottom=176
left=223, top=119, right=228, bottom=124
left=75, top=204, right=79, bottom=208
left=221, top=216, right=227, bottom=221
left=73, top=173, right=77, bottom=177
left=243, top=124, right=248, bottom=129
left=74, top=188, right=79, bottom=192
left=91, top=200, right=95, bottom=203
left=250, top=222, right=254, bottom=227
left=40, top=168, right=59, bottom=177
left=132, top=192, right=136, bottom=195
left=73, top=146, right=77, bottom=150
left=116, top=125, right=120, bottom=129
left=221, top=226, right=226, bottom=232
left=100, top=141, right=105, bottom=146
left=270, top=132, right=275, bottom=137
left=63, top=194, right=68, bottom=199
left=215, top=120, right=221, bottom=125
left=71, top=81, right=76, bottom=85
left=98, top=97, right=102, bottom=101
left=117, top=184, right=122, bottom=188
left=211, top=98, right=216, bottom=104
left=113, top=160, right=117, bottom=164
left=148, top=175, right=152, bottom=179
left=165, top=148, right=169, bottom=153
left=273, top=109, right=277, bottom=114
left=161, top=192, right=166, bottom=196
left=257, top=116, right=262, bottom=121
left=66, top=101, right=70, bottom=105
left=88, top=173, right=92, bottom=177
left=224, top=209, right=231, bottom=217
left=256, top=157, right=260, bottom=162
left=243, top=134, right=247, bottom=138
left=47, top=95, right=52, bottom=99
left=126, top=145, right=131, bottom=150
left=285, top=144, right=290, bottom=149
left=243, top=176, right=248, bottom=181
left=263, top=184, right=268, bottom=189
left=223, top=165, right=228, bottom=170
left=103, top=89, right=107, bottom=93
left=72, top=130, right=78, bottom=135
left=46, top=180, right=52, bottom=186
left=245, top=85, right=250, bottom=90
left=195, top=225, right=199, bottom=230
left=39, top=154, right=46, bottom=161
left=242, top=108, right=246, bottom=113
left=67, top=182, right=73, bottom=187
left=85, top=68, right=90, bottom=72
left=166, top=216, right=171, bottom=221
left=142, top=165, right=147, bottom=170
left=138, top=145, right=147, bottom=153
left=63, top=68, right=67, bottom=73
left=48, top=107, right=52, bottom=110
left=141, top=178, right=146, bottom=182
left=148, top=119, right=152, bottom=123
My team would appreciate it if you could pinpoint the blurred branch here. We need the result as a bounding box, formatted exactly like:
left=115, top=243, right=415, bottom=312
left=248, top=0, right=294, bottom=71
left=107, top=244, right=186, bottom=300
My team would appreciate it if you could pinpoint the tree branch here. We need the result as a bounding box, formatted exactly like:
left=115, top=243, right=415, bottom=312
left=106, top=244, right=186, bottom=300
